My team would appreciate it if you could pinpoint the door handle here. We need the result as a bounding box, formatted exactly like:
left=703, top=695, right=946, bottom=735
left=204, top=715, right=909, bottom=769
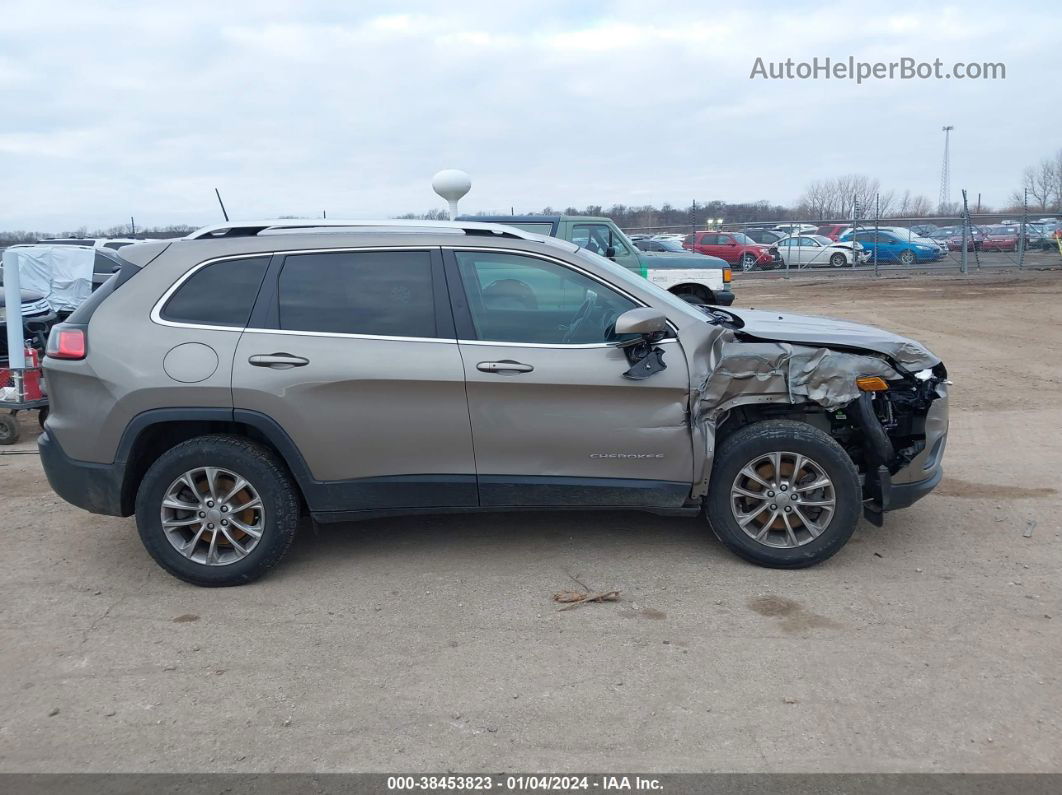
left=477, top=360, right=534, bottom=374
left=248, top=353, right=309, bottom=369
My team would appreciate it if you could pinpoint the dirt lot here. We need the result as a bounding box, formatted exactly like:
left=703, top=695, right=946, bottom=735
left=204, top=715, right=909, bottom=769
left=1, top=269, right=1060, bottom=773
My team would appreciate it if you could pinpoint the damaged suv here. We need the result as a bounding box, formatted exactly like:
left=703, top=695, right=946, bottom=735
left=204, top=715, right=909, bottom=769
left=39, top=220, right=948, bottom=586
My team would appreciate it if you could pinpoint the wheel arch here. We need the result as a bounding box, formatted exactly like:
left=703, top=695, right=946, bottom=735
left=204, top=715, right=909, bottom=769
left=116, top=408, right=313, bottom=515
left=668, top=282, right=714, bottom=303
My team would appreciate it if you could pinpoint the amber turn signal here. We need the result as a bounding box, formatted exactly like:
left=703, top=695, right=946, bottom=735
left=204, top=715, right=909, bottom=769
left=723, top=268, right=732, bottom=283
left=856, top=376, right=889, bottom=392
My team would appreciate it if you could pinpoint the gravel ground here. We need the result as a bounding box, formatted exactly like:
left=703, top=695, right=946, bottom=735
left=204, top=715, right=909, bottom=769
left=1, top=269, right=1060, bottom=773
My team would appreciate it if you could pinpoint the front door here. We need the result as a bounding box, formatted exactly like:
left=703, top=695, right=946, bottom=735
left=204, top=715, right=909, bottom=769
left=445, top=248, right=693, bottom=508
left=568, top=222, right=642, bottom=274
left=232, top=247, right=477, bottom=513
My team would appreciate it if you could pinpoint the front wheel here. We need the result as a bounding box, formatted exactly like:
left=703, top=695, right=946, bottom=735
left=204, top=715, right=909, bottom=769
left=705, top=420, right=862, bottom=568
left=135, top=435, right=300, bottom=586
left=829, top=252, right=847, bottom=267
left=672, top=285, right=712, bottom=305
left=898, top=249, right=916, bottom=265
left=740, top=253, right=757, bottom=272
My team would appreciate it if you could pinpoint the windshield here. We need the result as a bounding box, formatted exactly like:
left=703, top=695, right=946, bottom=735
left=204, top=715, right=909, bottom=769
left=810, top=235, right=833, bottom=246
left=729, top=232, right=753, bottom=244
left=655, top=239, right=685, bottom=252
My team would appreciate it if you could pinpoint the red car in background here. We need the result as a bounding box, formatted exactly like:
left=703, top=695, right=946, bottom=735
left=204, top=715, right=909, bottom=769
left=981, top=225, right=1020, bottom=252
left=683, top=230, right=781, bottom=271
left=816, top=224, right=852, bottom=241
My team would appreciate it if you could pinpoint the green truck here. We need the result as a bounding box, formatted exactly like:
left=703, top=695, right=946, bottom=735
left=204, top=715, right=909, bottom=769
left=463, top=215, right=734, bottom=306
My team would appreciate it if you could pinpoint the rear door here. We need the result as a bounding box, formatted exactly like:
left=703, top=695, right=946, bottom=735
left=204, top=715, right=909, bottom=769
left=232, top=247, right=477, bottom=512
left=697, top=233, right=725, bottom=260
left=445, top=247, right=693, bottom=508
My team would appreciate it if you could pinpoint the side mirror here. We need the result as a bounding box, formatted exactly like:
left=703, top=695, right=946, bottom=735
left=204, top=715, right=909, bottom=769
left=615, top=307, right=668, bottom=337
left=605, top=246, right=616, bottom=258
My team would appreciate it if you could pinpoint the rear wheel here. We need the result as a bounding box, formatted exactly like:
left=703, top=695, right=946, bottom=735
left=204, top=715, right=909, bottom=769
left=135, top=435, right=300, bottom=586
left=705, top=420, right=861, bottom=568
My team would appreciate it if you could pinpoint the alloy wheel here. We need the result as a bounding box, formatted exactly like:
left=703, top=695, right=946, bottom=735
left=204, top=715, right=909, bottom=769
left=729, top=451, right=836, bottom=548
left=160, top=467, right=265, bottom=566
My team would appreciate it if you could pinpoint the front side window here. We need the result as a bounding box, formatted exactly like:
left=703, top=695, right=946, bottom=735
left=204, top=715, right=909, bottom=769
left=571, top=224, right=630, bottom=257
left=277, top=250, right=436, bottom=338
left=162, top=256, right=270, bottom=327
left=454, top=251, right=637, bottom=345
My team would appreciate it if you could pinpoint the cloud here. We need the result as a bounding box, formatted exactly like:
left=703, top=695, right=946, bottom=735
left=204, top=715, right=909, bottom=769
left=0, top=0, right=1057, bottom=229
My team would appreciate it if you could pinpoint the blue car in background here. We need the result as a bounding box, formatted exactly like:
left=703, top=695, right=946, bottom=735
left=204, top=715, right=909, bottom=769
left=839, top=230, right=945, bottom=265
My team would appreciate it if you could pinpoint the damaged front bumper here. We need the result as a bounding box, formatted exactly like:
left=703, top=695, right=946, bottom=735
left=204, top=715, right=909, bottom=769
left=860, top=379, right=949, bottom=525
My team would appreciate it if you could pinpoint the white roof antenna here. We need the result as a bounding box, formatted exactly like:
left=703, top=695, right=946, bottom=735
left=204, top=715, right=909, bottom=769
left=432, top=169, right=471, bottom=220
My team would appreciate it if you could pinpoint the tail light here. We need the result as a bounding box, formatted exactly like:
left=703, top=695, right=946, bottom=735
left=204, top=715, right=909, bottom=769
left=46, top=325, right=87, bottom=360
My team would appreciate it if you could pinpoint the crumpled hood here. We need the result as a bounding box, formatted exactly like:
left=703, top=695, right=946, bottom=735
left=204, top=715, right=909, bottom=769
left=723, top=307, right=940, bottom=370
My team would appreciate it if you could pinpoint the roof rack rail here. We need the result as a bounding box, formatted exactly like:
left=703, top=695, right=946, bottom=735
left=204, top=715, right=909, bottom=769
left=184, top=219, right=540, bottom=241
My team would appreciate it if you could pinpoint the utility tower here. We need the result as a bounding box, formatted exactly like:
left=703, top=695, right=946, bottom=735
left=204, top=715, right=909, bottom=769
left=938, top=126, right=954, bottom=213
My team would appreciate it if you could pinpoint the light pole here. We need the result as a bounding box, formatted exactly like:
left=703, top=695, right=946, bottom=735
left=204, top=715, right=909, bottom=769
left=938, top=126, right=954, bottom=214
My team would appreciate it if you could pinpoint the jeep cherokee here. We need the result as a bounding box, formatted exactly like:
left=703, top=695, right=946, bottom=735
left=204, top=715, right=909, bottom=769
left=39, top=220, right=949, bottom=586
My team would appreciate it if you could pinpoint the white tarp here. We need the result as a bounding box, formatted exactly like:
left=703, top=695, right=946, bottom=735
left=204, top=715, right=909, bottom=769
left=2, top=245, right=94, bottom=313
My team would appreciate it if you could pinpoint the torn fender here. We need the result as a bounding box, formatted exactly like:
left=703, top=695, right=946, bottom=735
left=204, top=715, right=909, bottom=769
left=678, top=322, right=908, bottom=495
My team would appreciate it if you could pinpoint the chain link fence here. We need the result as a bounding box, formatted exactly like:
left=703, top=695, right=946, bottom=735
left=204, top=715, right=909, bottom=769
left=623, top=199, right=1062, bottom=277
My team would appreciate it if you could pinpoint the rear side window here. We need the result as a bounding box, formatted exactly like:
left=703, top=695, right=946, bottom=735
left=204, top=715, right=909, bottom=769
left=277, top=250, right=436, bottom=338
left=93, top=251, right=121, bottom=275
left=161, top=256, right=270, bottom=327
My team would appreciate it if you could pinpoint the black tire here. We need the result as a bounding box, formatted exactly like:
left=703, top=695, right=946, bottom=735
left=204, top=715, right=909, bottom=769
left=829, top=252, right=847, bottom=267
left=705, top=420, right=862, bottom=569
left=37, top=406, right=49, bottom=429
left=0, top=413, right=18, bottom=445
left=134, top=434, right=300, bottom=587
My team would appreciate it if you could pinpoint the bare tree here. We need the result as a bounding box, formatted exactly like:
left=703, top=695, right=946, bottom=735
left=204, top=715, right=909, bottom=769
left=1011, top=150, right=1062, bottom=212
left=796, top=175, right=894, bottom=220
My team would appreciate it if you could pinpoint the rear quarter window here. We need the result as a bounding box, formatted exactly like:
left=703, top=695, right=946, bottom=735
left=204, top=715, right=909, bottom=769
left=160, top=256, right=270, bottom=327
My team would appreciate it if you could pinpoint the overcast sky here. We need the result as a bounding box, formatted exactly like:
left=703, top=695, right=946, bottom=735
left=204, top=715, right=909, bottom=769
left=1, top=0, right=1058, bottom=230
